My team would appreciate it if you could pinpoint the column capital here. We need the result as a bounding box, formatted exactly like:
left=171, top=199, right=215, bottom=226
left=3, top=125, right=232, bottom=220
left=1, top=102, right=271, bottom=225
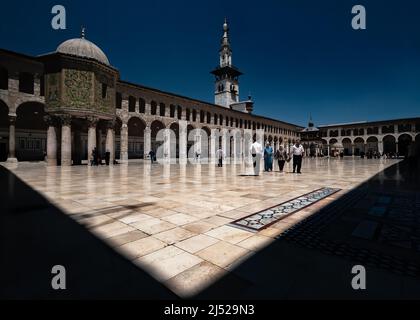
left=86, top=116, right=99, bottom=128
left=106, top=119, right=116, bottom=130
left=8, top=115, right=16, bottom=125
left=43, top=115, right=58, bottom=127
left=58, top=114, right=72, bottom=126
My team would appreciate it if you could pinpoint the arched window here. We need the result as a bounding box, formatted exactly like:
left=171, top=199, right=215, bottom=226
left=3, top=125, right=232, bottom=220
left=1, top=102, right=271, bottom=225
left=177, top=106, right=182, bottom=120
left=139, top=98, right=145, bottom=113
left=19, top=72, right=34, bottom=94
left=206, top=112, right=211, bottom=124
left=0, top=67, right=7, bottom=90
left=128, top=96, right=136, bottom=112
left=170, top=105, right=176, bottom=118
left=151, top=101, right=157, bottom=115
left=159, top=103, right=166, bottom=116
left=116, top=92, right=122, bottom=109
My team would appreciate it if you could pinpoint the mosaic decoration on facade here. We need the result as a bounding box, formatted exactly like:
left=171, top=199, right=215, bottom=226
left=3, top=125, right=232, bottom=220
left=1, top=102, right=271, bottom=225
left=63, top=69, right=93, bottom=109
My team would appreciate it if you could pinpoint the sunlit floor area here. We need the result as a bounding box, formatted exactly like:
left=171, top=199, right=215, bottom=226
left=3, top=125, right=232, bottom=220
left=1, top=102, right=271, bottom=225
left=2, top=157, right=401, bottom=297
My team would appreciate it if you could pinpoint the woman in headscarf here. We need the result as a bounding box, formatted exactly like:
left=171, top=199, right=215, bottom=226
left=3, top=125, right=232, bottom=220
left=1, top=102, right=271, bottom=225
left=275, top=145, right=288, bottom=172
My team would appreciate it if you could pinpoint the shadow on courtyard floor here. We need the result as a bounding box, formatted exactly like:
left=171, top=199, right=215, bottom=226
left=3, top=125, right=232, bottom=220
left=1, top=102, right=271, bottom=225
left=0, top=165, right=177, bottom=299
left=195, top=158, right=420, bottom=299
left=1, top=159, right=420, bottom=299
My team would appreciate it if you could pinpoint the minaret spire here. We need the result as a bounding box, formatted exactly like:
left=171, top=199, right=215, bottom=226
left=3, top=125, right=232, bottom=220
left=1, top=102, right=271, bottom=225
left=211, top=19, right=243, bottom=108
left=81, top=26, right=86, bottom=39
left=220, top=18, right=232, bottom=67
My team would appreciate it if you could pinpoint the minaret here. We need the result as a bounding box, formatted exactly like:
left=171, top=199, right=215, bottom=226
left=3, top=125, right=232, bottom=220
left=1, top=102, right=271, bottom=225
left=211, top=19, right=242, bottom=108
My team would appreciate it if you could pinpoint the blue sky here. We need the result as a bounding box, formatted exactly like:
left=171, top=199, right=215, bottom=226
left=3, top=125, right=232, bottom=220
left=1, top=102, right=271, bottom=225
left=1, top=0, right=419, bottom=126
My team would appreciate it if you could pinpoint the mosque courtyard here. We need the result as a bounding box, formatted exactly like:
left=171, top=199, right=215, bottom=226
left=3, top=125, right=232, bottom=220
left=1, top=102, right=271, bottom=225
left=1, top=157, right=406, bottom=298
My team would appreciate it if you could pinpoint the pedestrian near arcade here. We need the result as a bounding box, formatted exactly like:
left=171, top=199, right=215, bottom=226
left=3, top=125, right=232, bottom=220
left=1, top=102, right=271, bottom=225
left=291, top=140, right=304, bottom=174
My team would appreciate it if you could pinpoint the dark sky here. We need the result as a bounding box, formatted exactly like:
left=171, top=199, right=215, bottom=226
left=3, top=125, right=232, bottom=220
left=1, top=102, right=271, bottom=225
left=1, top=0, right=419, bottom=126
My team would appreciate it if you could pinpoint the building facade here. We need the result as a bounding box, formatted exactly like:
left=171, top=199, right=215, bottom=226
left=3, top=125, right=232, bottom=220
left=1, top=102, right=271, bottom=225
left=0, top=22, right=301, bottom=165
left=300, top=118, right=420, bottom=158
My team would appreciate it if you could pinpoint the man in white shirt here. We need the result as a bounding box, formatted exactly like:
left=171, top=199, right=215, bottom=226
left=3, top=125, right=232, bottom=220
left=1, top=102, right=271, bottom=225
left=250, top=138, right=263, bottom=176
left=291, top=140, right=304, bottom=174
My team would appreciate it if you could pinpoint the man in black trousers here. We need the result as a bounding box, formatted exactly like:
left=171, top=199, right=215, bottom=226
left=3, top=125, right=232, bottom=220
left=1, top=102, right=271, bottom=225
left=291, top=140, right=304, bottom=174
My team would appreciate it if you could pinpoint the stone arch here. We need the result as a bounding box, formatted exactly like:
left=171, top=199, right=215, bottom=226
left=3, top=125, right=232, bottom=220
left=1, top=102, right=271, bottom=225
left=14, top=102, right=47, bottom=161
left=398, top=133, right=412, bottom=158
left=383, top=135, right=396, bottom=155
left=187, top=124, right=195, bottom=152
left=366, top=136, right=379, bottom=154
left=342, top=138, right=352, bottom=156
left=127, top=117, right=146, bottom=159
left=151, top=120, right=166, bottom=152
left=169, top=122, right=180, bottom=158
left=353, top=137, right=365, bottom=156
left=201, top=126, right=211, bottom=158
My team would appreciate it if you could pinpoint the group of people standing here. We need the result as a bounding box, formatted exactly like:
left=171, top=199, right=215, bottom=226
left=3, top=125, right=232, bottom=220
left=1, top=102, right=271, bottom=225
left=90, top=147, right=111, bottom=166
left=250, top=139, right=305, bottom=175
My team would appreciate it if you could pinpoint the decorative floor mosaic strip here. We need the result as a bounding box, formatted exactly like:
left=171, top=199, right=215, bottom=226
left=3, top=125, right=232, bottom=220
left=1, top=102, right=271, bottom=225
left=229, top=187, right=341, bottom=232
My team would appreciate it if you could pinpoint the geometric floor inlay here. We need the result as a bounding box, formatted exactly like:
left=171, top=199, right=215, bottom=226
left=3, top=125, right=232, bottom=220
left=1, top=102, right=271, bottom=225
left=229, top=187, right=341, bottom=232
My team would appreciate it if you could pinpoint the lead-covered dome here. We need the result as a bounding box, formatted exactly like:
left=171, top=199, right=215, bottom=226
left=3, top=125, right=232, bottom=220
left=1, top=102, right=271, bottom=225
left=56, top=33, right=110, bottom=66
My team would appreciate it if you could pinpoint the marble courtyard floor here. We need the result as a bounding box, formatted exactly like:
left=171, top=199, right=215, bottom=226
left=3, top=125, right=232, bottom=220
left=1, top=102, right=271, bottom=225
left=1, top=157, right=402, bottom=298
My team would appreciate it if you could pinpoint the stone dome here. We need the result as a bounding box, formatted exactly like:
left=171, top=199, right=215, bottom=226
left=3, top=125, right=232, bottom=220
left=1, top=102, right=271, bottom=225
left=56, top=36, right=110, bottom=66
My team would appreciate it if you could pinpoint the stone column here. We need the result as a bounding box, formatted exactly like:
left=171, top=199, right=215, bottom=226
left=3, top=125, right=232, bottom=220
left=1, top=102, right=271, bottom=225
left=106, top=120, right=115, bottom=165
left=378, top=140, right=384, bottom=155
left=240, top=131, right=244, bottom=161
left=327, top=144, right=331, bottom=157
left=87, top=116, right=98, bottom=164
left=396, top=142, right=399, bottom=154
left=120, top=122, right=128, bottom=162
left=60, top=115, right=72, bottom=166
left=7, top=115, right=17, bottom=163
left=179, top=121, right=187, bottom=164
left=209, top=129, right=217, bottom=164
left=221, top=129, right=228, bottom=162
left=144, top=126, right=151, bottom=159
left=233, top=129, right=240, bottom=164
left=44, top=115, right=58, bottom=166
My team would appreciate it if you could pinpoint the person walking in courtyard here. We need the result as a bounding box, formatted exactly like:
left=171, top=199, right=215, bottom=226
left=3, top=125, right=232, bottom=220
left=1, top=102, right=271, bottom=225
left=264, top=142, right=273, bottom=172
left=148, top=149, right=155, bottom=164
left=275, top=145, right=288, bottom=172
left=250, top=137, right=263, bottom=176
left=105, top=150, right=111, bottom=166
left=92, top=147, right=98, bottom=166
left=291, top=139, right=304, bottom=174
left=216, top=147, right=225, bottom=167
